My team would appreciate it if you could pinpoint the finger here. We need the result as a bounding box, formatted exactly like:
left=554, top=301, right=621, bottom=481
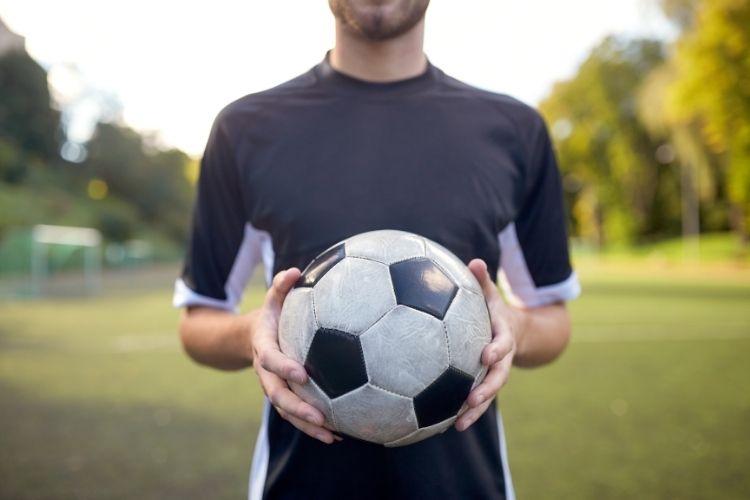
left=466, top=357, right=513, bottom=408
left=255, top=342, right=307, bottom=384
left=259, top=367, right=325, bottom=426
left=282, top=412, right=339, bottom=444
left=259, top=368, right=335, bottom=444
left=455, top=398, right=493, bottom=431
left=266, top=268, right=301, bottom=307
left=481, top=329, right=514, bottom=366
left=467, top=259, right=500, bottom=300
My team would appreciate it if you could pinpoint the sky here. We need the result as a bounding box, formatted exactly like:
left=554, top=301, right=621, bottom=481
left=0, top=0, right=674, bottom=158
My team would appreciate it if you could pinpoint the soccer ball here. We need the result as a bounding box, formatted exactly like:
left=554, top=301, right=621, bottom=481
left=278, top=230, right=491, bottom=446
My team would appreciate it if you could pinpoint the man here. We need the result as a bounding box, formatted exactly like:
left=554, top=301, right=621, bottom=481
left=174, top=1, right=580, bottom=498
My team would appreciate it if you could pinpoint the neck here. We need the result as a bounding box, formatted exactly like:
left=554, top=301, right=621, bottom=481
left=329, top=19, right=427, bottom=82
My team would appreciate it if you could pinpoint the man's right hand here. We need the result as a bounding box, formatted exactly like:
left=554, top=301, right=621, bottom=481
left=249, top=268, right=338, bottom=445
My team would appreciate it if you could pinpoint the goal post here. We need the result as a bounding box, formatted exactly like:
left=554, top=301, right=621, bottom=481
left=31, top=224, right=102, bottom=295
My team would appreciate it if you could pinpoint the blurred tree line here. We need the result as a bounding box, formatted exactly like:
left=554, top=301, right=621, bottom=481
left=0, top=39, right=194, bottom=247
left=2, top=0, right=748, bottom=255
left=540, top=0, right=749, bottom=248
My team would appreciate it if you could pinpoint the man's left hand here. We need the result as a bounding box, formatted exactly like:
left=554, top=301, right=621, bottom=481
left=454, top=258, right=524, bottom=432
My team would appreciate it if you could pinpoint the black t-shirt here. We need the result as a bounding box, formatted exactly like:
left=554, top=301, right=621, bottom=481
left=175, top=55, right=580, bottom=500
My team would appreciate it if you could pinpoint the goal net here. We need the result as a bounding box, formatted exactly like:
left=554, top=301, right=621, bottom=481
left=31, top=224, right=102, bottom=295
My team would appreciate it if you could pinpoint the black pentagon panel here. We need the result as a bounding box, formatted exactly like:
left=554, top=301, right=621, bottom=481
left=296, top=243, right=346, bottom=288
left=389, top=258, right=458, bottom=319
left=414, top=366, right=474, bottom=428
left=305, top=328, right=368, bottom=399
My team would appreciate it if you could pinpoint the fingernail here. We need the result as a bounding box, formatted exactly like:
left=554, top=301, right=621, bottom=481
left=317, top=433, right=332, bottom=444
left=475, top=393, right=485, bottom=404
left=333, top=434, right=343, bottom=442
left=488, top=353, right=498, bottom=365
left=305, top=414, right=319, bottom=424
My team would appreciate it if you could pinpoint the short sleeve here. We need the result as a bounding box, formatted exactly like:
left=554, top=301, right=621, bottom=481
left=497, top=112, right=580, bottom=308
left=173, top=111, right=271, bottom=312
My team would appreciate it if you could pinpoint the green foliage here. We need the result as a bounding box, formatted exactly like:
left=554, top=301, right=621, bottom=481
left=667, top=0, right=750, bottom=237
left=0, top=50, right=62, bottom=164
left=637, top=63, right=727, bottom=238
left=95, top=204, right=137, bottom=242
left=0, top=138, right=27, bottom=183
left=542, top=2, right=750, bottom=246
left=540, top=37, right=670, bottom=245
left=0, top=44, right=194, bottom=248
left=0, top=183, right=140, bottom=246
left=659, top=0, right=699, bottom=29
left=83, top=123, right=194, bottom=241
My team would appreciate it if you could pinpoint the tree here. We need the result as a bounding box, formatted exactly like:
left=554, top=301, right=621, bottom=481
left=665, top=0, right=750, bottom=242
left=539, top=36, right=670, bottom=246
left=659, top=0, right=699, bottom=29
left=0, top=49, right=62, bottom=175
left=0, top=32, right=193, bottom=246
left=637, top=55, right=729, bottom=246
left=83, top=122, right=194, bottom=241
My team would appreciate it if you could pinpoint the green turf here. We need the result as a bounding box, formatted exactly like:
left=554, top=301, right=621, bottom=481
left=573, top=232, right=749, bottom=264
left=503, top=275, right=750, bottom=499
left=1, top=269, right=749, bottom=499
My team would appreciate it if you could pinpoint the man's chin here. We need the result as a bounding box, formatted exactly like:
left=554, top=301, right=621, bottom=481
left=332, top=0, right=429, bottom=41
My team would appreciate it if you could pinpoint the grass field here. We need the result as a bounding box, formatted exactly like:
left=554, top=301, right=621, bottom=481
left=1, top=260, right=749, bottom=499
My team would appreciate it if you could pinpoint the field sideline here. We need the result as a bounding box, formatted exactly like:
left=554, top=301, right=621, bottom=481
left=1, top=261, right=749, bottom=499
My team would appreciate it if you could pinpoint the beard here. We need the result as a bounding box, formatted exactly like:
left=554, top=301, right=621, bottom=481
left=329, top=0, right=430, bottom=41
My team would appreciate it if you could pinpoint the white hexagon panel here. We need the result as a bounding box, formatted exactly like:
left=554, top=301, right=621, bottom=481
left=313, top=257, right=396, bottom=335
left=443, top=288, right=492, bottom=376
left=344, top=229, right=426, bottom=264
left=360, top=306, right=449, bottom=397
left=331, top=384, right=418, bottom=444
left=278, top=287, right=317, bottom=364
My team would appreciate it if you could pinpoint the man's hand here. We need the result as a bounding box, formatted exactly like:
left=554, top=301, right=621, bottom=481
left=454, top=259, right=524, bottom=432
left=250, top=268, right=339, bottom=445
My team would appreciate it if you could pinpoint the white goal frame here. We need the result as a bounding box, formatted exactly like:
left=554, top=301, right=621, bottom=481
left=31, top=224, right=102, bottom=295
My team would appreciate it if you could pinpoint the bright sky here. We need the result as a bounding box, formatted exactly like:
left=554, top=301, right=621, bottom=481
left=0, top=0, right=674, bottom=157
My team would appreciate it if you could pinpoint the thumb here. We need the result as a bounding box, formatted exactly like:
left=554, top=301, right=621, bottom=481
left=266, top=268, right=302, bottom=308
left=467, top=259, right=500, bottom=301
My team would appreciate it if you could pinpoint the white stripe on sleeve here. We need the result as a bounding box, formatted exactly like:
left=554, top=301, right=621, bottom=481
left=173, top=223, right=274, bottom=311
left=497, top=222, right=580, bottom=307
